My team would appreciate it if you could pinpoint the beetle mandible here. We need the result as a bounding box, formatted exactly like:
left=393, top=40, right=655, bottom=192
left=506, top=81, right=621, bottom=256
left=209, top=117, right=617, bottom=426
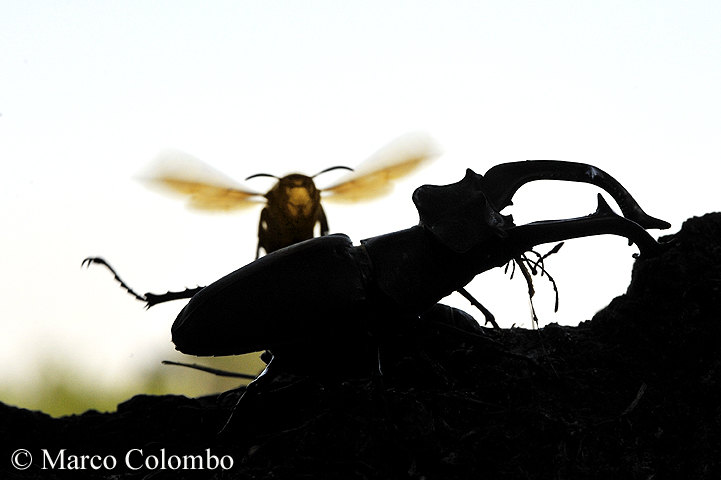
left=135, top=132, right=441, bottom=258
left=170, top=160, right=670, bottom=358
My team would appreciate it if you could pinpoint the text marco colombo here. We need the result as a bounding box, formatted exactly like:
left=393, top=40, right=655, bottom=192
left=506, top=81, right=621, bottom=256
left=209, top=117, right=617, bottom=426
left=17, top=448, right=234, bottom=471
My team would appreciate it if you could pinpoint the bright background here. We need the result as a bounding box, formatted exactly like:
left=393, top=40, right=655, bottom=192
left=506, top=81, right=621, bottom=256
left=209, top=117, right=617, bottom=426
left=1, top=1, right=719, bottom=415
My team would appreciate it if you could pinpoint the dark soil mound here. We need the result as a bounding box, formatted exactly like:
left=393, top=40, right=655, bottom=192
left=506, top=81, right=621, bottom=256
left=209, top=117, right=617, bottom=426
left=2, top=213, right=720, bottom=479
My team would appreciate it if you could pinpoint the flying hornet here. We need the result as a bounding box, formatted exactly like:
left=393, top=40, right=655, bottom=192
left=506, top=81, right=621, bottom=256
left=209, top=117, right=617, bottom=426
left=135, top=132, right=442, bottom=258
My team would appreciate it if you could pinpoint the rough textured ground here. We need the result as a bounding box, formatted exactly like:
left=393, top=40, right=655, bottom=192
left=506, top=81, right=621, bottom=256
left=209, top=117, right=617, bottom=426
left=2, top=213, right=720, bottom=479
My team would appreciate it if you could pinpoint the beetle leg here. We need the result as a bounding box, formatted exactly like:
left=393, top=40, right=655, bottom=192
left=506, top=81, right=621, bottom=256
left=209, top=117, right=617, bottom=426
left=81, top=257, right=204, bottom=308
left=480, top=160, right=671, bottom=231
left=218, top=354, right=279, bottom=435
left=456, top=288, right=500, bottom=329
left=143, top=287, right=203, bottom=308
left=160, top=360, right=256, bottom=379
left=81, top=257, right=147, bottom=303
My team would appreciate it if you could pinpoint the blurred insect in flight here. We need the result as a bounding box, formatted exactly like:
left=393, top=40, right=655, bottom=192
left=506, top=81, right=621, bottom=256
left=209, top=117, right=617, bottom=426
left=136, top=132, right=441, bottom=258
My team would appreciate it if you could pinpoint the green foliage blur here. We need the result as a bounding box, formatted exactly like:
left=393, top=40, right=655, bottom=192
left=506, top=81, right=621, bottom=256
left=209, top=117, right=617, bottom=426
left=1, top=354, right=265, bottom=417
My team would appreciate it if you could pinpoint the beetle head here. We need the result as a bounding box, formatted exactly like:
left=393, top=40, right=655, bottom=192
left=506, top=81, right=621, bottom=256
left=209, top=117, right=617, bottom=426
left=413, top=169, right=512, bottom=253
left=265, top=174, right=322, bottom=219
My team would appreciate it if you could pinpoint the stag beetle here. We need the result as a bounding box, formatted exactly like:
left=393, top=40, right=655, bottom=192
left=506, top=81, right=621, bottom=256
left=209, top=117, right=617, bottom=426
left=170, top=160, right=670, bottom=359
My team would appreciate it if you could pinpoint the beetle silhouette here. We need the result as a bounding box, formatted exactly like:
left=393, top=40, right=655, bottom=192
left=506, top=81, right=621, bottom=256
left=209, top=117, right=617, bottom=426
left=84, top=160, right=671, bottom=388
left=85, top=160, right=670, bottom=321
left=135, top=132, right=441, bottom=258
left=170, top=161, right=671, bottom=357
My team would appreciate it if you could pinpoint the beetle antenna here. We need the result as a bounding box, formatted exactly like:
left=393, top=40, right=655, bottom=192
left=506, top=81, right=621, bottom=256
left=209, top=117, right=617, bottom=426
left=515, top=256, right=536, bottom=300
left=525, top=242, right=564, bottom=276
left=312, top=165, right=353, bottom=178
left=245, top=173, right=280, bottom=181
left=505, top=259, right=516, bottom=278
left=511, top=243, right=563, bottom=318
left=530, top=256, right=561, bottom=312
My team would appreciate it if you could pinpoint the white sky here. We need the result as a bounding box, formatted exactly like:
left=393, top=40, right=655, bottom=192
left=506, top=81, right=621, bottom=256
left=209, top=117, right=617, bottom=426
left=1, top=1, right=719, bottom=394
